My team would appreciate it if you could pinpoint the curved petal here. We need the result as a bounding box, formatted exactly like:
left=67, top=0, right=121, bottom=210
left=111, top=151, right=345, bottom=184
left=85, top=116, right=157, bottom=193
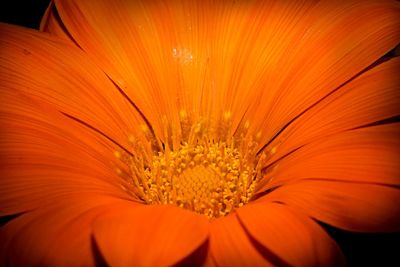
left=40, top=1, right=73, bottom=42
left=0, top=79, right=135, bottom=216
left=256, top=124, right=400, bottom=192
left=251, top=0, right=400, bottom=145
left=54, top=0, right=209, bottom=137
left=262, top=180, right=400, bottom=232
left=237, top=202, right=345, bottom=267
left=0, top=195, right=131, bottom=266
left=0, top=23, right=146, bottom=152
left=261, top=57, right=400, bottom=166
left=92, top=204, right=209, bottom=267
left=50, top=0, right=318, bottom=134
left=209, top=213, right=273, bottom=267
left=52, top=0, right=400, bottom=141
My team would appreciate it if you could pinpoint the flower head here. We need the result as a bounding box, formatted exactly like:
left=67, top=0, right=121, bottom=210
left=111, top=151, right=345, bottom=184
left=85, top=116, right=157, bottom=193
left=1, top=0, right=400, bottom=266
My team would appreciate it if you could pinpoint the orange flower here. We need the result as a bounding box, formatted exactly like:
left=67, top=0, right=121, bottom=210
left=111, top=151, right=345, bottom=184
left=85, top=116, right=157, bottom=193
left=1, top=0, right=400, bottom=266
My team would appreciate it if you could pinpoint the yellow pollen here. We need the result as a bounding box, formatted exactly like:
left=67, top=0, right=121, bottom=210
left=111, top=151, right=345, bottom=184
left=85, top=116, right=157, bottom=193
left=140, top=124, right=149, bottom=133
left=223, top=111, right=232, bottom=121
left=118, top=111, right=267, bottom=218
left=114, top=151, right=122, bottom=159
left=179, top=109, right=188, bottom=119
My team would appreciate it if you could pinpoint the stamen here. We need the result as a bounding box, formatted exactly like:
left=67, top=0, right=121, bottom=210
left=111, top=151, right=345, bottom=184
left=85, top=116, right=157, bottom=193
left=117, top=111, right=267, bottom=218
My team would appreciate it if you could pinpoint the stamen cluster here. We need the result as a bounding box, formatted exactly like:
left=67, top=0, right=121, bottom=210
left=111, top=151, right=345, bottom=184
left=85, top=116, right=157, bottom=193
left=117, top=111, right=266, bottom=218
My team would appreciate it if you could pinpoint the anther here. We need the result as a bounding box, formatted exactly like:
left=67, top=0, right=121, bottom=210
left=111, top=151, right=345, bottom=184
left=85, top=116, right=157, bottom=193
left=117, top=114, right=266, bottom=218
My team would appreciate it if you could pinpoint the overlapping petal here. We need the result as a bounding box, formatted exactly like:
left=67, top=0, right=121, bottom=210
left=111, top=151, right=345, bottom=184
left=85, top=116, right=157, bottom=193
left=40, top=1, right=72, bottom=41
left=256, top=126, right=400, bottom=233
left=0, top=23, right=146, bottom=152
left=261, top=57, right=400, bottom=165
left=48, top=0, right=400, bottom=144
left=209, top=214, right=273, bottom=267
left=256, top=124, right=400, bottom=192
left=92, top=203, right=209, bottom=267
left=0, top=24, right=147, bottom=216
left=262, top=179, right=400, bottom=232
left=0, top=88, right=136, bottom=215
left=237, top=202, right=344, bottom=267
left=251, top=0, right=400, bottom=146
left=0, top=195, right=129, bottom=266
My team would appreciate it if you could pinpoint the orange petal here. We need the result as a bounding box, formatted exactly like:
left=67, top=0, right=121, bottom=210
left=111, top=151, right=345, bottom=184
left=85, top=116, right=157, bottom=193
left=0, top=195, right=130, bottom=266
left=237, top=202, right=344, bottom=266
left=51, top=0, right=320, bottom=136
left=0, top=80, right=135, bottom=216
left=40, top=1, right=73, bottom=42
left=261, top=57, right=400, bottom=166
left=251, top=1, right=400, bottom=145
left=52, top=1, right=400, bottom=143
left=262, top=180, right=400, bottom=232
left=54, top=0, right=199, bottom=137
left=209, top=213, right=273, bottom=267
left=257, top=124, right=400, bottom=192
left=92, top=204, right=209, bottom=267
left=0, top=23, right=146, bottom=151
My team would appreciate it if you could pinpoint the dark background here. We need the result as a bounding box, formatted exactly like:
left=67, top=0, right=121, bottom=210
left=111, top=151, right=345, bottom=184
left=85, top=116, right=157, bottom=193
left=0, top=1, right=399, bottom=266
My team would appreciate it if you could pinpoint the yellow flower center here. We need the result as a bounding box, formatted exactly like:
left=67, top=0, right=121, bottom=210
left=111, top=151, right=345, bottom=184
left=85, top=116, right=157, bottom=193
left=117, top=111, right=267, bottom=218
